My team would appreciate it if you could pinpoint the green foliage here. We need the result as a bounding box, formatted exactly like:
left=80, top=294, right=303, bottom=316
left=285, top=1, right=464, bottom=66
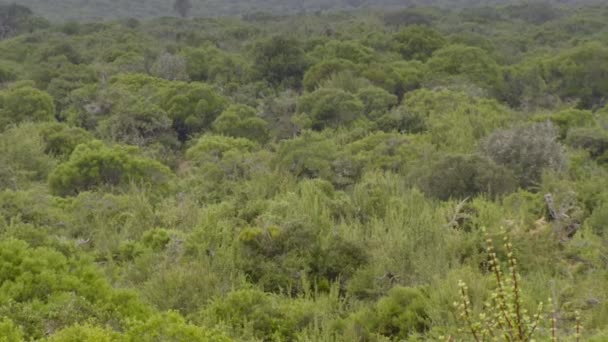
left=0, top=124, right=56, bottom=190
left=0, top=318, right=23, bottom=342
left=427, top=44, right=502, bottom=92
left=251, top=35, right=308, bottom=88
left=104, top=74, right=227, bottom=142
left=186, top=134, right=258, bottom=165
left=420, top=154, right=517, bottom=200
left=297, top=88, right=364, bottom=130
left=544, top=42, right=608, bottom=109
left=0, top=60, right=17, bottom=83
left=566, top=127, right=608, bottom=162
left=0, top=239, right=150, bottom=339
left=403, top=88, right=512, bottom=152
left=158, top=80, right=228, bottom=141
left=202, top=289, right=292, bottom=341
left=183, top=45, right=251, bottom=85
left=365, top=60, right=427, bottom=96
left=345, top=286, right=430, bottom=340
left=97, top=93, right=176, bottom=147
left=302, top=58, right=357, bottom=92
left=47, top=324, right=120, bottom=342
left=38, top=123, right=94, bottom=158
left=0, top=83, right=55, bottom=130
left=275, top=131, right=337, bottom=180
left=310, top=40, right=374, bottom=64
left=482, top=122, right=566, bottom=189
left=0, top=5, right=608, bottom=341
left=391, top=25, right=446, bottom=61
left=48, top=140, right=172, bottom=196
left=534, top=108, right=596, bottom=138
left=356, top=85, right=398, bottom=120
left=212, top=104, right=270, bottom=143
left=127, top=312, right=231, bottom=342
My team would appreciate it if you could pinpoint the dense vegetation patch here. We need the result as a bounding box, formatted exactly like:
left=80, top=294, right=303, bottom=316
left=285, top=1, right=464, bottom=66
left=0, top=2, right=608, bottom=341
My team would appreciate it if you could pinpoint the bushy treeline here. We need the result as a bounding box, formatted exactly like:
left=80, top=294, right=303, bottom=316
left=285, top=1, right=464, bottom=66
left=1, top=0, right=607, bottom=21
left=1, top=2, right=608, bottom=341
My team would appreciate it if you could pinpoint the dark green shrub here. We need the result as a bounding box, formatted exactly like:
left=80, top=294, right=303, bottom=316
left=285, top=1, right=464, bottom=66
left=0, top=83, right=55, bottom=130
left=48, top=141, right=172, bottom=197
left=566, top=127, right=608, bottom=162
left=297, top=88, right=364, bottom=130
left=251, top=35, right=308, bottom=88
left=421, top=154, right=518, bottom=200
left=38, top=122, right=93, bottom=158
left=212, top=104, right=270, bottom=143
left=346, top=286, right=430, bottom=340
left=391, top=25, right=446, bottom=61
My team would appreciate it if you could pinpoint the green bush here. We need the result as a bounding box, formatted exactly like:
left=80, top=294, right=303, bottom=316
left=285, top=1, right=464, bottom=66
left=427, top=44, right=502, bottom=92
left=534, top=108, right=596, bottom=138
left=356, top=85, right=398, bottom=120
left=47, top=324, right=120, bottom=342
left=0, top=83, right=55, bottom=130
left=297, top=88, right=364, bottom=130
left=346, top=286, right=430, bottom=340
left=391, top=25, right=446, bottom=61
left=0, top=318, right=23, bottom=342
left=310, top=40, right=374, bottom=64
left=201, top=289, right=292, bottom=341
left=302, top=58, right=358, bottom=92
left=481, top=122, right=566, bottom=188
left=38, top=122, right=94, bottom=158
left=127, top=312, right=231, bottom=342
left=251, top=35, right=308, bottom=88
left=275, top=131, right=337, bottom=180
left=566, top=127, right=608, bottom=162
left=0, top=239, right=150, bottom=339
left=212, top=104, right=270, bottom=143
left=0, top=124, right=56, bottom=190
left=420, top=154, right=517, bottom=200
left=48, top=140, right=172, bottom=196
left=159, top=81, right=228, bottom=141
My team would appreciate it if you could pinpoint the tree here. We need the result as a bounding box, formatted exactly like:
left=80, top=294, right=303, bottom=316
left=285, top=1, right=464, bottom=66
left=96, top=94, right=176, bottom=148
left=127, top=312, right=231, bottom=342
left=48, top=324, right=119, bottom=342
left=309, top=40, right=374, bottom=64
left=212, top=104, right=270, bottom=143
left=160, top=82, right=227, bottom=141
left=275, top=131, right=336, bottom=178
left=183, top=46, right=251, bottom=85
left=356, top=85, right=398, bottom=120
left=402, top=88, right=512, bottom=152
left=0, top=238, right=151, bottom=339
left=427, top=44, right=502, bottom=93
left=150, top=52, right=189, bottom=81
left=251, top=36, right=308, bottom=88
left=481, top=122, right=566, bottom=189
left=297, top=88, right=364, bottom=130
left=48, top=140, right=173, bottom=197
left=391, top=25, right=445, bottom=61
left=0, top=4, right=48, bottom=39
left=0, top=317, right=22, bottom=342
left=302, top=58, right=358, bottom=92
left=0, top=123, right=56, bottom=190
left=173, top=0, right=192, bottom=18
left=0, top=83, right=55, bottom=131
left=544, top=43, right=608, bottom=109
left=420, top=154, right=517, bottom=200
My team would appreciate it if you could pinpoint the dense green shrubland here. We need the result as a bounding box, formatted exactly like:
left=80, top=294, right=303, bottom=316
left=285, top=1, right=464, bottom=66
left=0, top=2, right=608, bottom=341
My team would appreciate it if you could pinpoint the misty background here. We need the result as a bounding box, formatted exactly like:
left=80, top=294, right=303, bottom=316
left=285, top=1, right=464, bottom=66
left=1, top=0, right=605, bottom=21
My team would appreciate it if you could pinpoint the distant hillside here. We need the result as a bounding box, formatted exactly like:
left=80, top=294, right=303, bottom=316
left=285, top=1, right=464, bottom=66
left=1, top=0, right=604, bottom=21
